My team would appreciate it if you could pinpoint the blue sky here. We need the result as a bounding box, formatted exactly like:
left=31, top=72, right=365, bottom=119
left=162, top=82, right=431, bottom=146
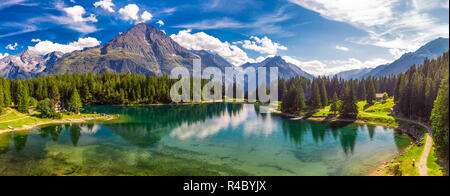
left=0, top=0, right=448, bottom=75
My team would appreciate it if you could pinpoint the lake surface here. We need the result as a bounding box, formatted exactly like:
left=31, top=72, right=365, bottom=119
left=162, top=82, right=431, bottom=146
left=0, top=103, right=412, bottom=176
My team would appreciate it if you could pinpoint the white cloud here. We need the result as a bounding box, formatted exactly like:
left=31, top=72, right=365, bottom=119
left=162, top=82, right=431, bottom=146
left=236, top=36, right=287, bottom=55
left=173, top=7, right=295, bottom=37
left=282, top=56, right=391, bottom=76
left=0, top=0, right=27, bottom=9
left=174, top=18, right=244, bottom=29
left=118, top=4, right=140, bottom=21
left=28, top=37, right=101, bottom=55
left=53, top=5, right=98, bottom=33
left=161, top=7, right=177, bottom=15
left=64, top=5, right=97, bottom=23
left=289, top=0, right=449, bottom=58
left=31, top=38, right=41, bottom=43
left=118, top=4, right=153, bottom=23
left=5, top=43, right=18, bottom=50
left=141, top=11, right=153, bottom=22
left=94, top=0, right=115, bottom=13
left=156, top=20, right=165, bottom=26
left=0, top=53, right=9, bottom=59
left=170, top=29, right=257, bottom=66
left=335, top=45, right=349, bottom=51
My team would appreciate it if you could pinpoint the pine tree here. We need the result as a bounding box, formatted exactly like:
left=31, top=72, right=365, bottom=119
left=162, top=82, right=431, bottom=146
left=50, top=84, right=60, bottom=101
left=367, top=80, right=376, bottom=105
left=340, top=84, right=358, bottom=119
left=311, top=80, right=322, bottom=109
left=296, top=85, right=307, bottom=112
left=16, top=82, right=29, bottom=113
left=2, top=79, right=11, bottom=107
left=361, top=84, right=367, bottom=101
left=330, top=92, right=340, bottom=115
left=430, top=73, right=449, bottom=160
left=320, top=81, right=328, bottom=106
left=68, top=86, right=83, bottom=114
left=0, top=83, right=4, bottom=113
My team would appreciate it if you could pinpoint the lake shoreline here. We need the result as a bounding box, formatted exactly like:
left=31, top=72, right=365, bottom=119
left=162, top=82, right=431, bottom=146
left=0, top=114, right=118, bottom=135
left=276, top=111, right=427, bottom=176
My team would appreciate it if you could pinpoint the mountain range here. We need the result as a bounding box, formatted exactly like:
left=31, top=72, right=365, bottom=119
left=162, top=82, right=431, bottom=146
left=0, top=23, right=448, bottom=81
left=0, top=23, right=311, bottom=80
left=338, top=37, right=449, bottom=80
left=0, top=50, right=63, bottom=79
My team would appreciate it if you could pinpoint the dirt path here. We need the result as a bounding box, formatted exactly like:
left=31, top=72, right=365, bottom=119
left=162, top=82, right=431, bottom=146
left=394, top=116, right=433, bottom=176
left=0, top=116, right=30, bottom=123
left=419, top=134, right=432, bottom=176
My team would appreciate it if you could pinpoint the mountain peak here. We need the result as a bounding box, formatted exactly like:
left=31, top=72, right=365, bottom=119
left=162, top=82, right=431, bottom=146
left=242, top=56, right=313, bottom=79
left=43, top=22, right=198, bottom=76
left=125, top=23, right=159, bottom=35
left=262, top=56, right=285, bottom=65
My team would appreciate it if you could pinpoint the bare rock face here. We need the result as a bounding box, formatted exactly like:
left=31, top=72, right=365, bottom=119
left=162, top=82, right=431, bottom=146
left=43, top=23, right=201, bottom=76
left=0, top=50, right=64, bottom=79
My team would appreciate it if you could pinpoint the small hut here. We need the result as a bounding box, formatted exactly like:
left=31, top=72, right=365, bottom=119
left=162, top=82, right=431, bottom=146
left=376, top=93, right=384, bottom=100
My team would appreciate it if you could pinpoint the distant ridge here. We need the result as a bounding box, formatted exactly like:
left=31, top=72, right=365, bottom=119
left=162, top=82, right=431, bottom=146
left=241, top=56, right=314, bottom=80
left=362, top=37, right=449, bottom=78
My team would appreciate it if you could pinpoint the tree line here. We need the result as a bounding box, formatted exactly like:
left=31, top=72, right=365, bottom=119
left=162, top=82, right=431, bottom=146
left=279, top=74, right=394, bottom=118
left=0, top=52, right=448, bottom=163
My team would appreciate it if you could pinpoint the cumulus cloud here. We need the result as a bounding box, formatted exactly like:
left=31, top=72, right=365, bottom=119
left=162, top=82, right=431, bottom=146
left=335, top=45, right=349, bottom=51
left=94, top=0, right=115, bottom=13
left=0, top=53, right=9, bottom=59
left=289, top=0, right=449, bottom=58
left=235, top=36, right=287, bottom=55
left=282, top=56, right=391, bottom=76
left=156, top=20, right=165, bottom=26
left=5, top=43, right=18, bottom=50
left=141, top=11, right=153, bottom=22
left=64, top=5, right=97, bottom=23
left=118, top=4, right=153, bottom=23
left=170, top=29, right=256, bottom=66
left=28, top=37, right=101, bottom=55
left=53, top=5, right=98, bottom=33
left=118, top=4, right=140, bottom=21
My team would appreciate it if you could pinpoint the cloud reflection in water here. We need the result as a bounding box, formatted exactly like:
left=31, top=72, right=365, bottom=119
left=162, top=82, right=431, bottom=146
left=170, top=104, right=278, bottom=140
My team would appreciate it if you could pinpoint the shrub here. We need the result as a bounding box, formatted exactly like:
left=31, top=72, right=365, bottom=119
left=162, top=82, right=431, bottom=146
left=36, top=99, right=62, bottom=119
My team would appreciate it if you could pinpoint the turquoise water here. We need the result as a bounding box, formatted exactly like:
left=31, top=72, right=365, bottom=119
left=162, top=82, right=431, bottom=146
left=0, top=103, right=412, bottom=176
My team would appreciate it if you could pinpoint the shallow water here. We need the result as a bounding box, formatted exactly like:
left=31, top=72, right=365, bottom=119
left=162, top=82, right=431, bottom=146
left=0, top=103, right=412, bottom=176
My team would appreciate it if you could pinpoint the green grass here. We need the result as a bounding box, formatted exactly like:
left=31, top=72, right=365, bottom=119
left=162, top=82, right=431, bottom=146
left=427, top=144, right=445, bottom=176
left=384, top=134, right=446, bottom=176
left=364, top=98, right=394, bottom=115
left=355, top=98, right=402, bottom=127
left=312, top=105, right=334, bottom=117
left=385, top=135, right=426, bottom=176
left=0, top=109, right=28, bottom=121
left=0, top=108, right=106, bottom=130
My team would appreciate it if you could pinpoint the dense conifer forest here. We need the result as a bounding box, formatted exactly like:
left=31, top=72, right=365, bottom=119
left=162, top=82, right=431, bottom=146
left=0, top=52, right=448, bottom=163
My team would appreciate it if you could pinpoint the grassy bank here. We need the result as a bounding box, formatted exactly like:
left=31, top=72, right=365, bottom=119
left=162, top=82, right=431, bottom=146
left=427, top=143, right=445, bottom=176
left=382, top=134, right=445, bottom=176
left=0, top=108, right=116, bottom=133
left=308, top=98, right=426, bottom=131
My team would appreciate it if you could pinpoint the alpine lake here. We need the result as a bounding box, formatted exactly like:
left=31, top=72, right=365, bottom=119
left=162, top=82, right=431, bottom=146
left=0, top=103, right=412, bottom=176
